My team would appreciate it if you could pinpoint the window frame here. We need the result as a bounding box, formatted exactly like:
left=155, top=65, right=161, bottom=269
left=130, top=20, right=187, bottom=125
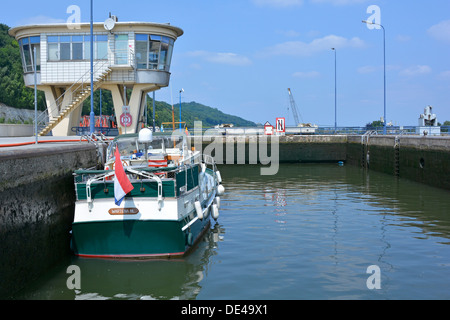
left=135, top=33, right=175, bottom=71
left=47, top=34, right=109, bottom=62
left=19, top=36, right=41, bottom=73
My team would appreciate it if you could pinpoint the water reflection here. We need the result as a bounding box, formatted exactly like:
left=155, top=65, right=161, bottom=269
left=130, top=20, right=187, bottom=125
left=13, top=224, right=225, bottom=300
left=219, top=164, right=450, bottom=242
left=208, top=164, right=450, bottom=299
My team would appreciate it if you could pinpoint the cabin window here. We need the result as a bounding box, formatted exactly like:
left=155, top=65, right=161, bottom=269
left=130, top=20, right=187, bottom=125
left=47, top=34, right=109, bottom=62
left=136, top=34, right=148, bottom=69
left=135, top=34, right=175, bottom=71
left=114, top=34, right=129, bottom=65
left=18, top=36, right=40, bottom=73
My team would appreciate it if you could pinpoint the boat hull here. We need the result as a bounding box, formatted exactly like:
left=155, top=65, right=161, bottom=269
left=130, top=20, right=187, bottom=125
left=71, top=212, right=212, bottom=259
left=71, top=172, right=218, bottom=259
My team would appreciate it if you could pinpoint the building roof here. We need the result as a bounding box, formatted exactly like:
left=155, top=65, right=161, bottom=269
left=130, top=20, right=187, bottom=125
left=9, top=21, right=184, bottom=39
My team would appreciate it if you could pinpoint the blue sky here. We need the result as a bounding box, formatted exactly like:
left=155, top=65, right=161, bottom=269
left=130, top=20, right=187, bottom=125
left=2, top=0, right=450, bottom=126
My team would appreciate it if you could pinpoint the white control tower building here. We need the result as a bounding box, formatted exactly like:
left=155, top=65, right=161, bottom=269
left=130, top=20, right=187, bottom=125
left=9, top=18, right=183, bottom=136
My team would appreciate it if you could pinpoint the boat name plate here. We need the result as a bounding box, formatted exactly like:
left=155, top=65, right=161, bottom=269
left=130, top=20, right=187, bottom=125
left=108, top=208, right=140, bottom=215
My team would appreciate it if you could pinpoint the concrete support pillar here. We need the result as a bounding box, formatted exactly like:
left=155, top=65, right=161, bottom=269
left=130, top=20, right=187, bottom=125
left=103, top=84, right=125, bottom=134
left=103, top=84, right=158, bottom=134
left=41, top=85, right=90, bottom=136
left=42, top=86, right=59, bottom=119
left=44, top=86, right=85, bottom=136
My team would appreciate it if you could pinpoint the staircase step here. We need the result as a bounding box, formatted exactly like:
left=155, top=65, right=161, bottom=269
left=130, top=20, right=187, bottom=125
left=38, top=66, right=113, bottom=136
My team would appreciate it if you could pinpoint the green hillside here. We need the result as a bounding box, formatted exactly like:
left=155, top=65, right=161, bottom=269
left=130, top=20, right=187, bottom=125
left=81, top=91, right=256, bottom=128
left=0, top=23, right=255, bottom=128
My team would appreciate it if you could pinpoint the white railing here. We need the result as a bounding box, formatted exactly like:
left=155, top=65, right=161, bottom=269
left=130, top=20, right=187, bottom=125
left=36, top=58, right=111, bottom=128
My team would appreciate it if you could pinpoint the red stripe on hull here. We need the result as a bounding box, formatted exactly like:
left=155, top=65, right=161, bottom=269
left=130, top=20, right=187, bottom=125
left=75, top=251, right=186, bottom=260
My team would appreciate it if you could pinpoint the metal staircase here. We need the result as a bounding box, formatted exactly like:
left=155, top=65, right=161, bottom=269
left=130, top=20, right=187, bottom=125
left=38, top=64, right=112, bottom=136
left=37, top=48, right=136, bottom=136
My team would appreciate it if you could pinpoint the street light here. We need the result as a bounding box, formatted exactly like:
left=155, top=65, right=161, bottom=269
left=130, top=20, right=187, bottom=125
left=362, top=20, right=387, bottom=135
left=331, top=48, right=337, bottom=134
left=89, top=0, right=95, bottom=135
left=152, top=91, right=156, bottom=132
left=179, top=88, right=184, bottom=130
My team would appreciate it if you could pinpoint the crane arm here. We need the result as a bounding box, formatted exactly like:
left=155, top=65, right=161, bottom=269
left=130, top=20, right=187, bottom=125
left=288, top=88, right=302, bottom=126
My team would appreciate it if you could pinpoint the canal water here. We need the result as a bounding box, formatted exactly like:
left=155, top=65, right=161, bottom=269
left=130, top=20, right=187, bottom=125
left=11, top=164, right=450, bottom=300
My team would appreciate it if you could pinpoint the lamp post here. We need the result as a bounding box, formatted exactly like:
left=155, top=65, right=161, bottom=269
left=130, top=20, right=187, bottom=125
left=362, top=20, right=387, bottom=135
left=34, top=47, right=38, bottom=144
left=153, top=91, right=156, bottom=132
left=89, top=0, right=95, bottom=135
left=179, top=88, right=184, bottom=130
left=99, top=89, right=102, bottom=118
left=331, top=48, right=337, bottom=134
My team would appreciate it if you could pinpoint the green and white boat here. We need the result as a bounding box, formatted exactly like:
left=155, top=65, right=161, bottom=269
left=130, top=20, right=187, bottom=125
left=70, top=128, right=224, bottom=259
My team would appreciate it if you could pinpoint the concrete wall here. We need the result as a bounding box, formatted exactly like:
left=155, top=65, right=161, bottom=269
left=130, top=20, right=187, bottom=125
left=278, top=135, right=347, bottom=163
left=0, top=124, right=34, bottom=137
left=191, top=134, right=450, bottom=190
left=190, top=135, right=347, bottom=164
left=0, top=143, right=97, bottom=298
left=347, top=135, right=450, bottom=190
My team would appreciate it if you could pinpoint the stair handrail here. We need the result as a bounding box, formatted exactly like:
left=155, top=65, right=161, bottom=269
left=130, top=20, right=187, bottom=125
left=36, top=55, right=111, bottom=127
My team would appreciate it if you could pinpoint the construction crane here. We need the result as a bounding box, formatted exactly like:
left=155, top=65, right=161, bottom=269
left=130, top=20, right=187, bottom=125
left=287, top=88, right=303, bottom=126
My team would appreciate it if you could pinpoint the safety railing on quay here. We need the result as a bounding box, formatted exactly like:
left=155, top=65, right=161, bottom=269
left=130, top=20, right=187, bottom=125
left=183, top=126, right=450, bottom=137
left=67, top=125, right=450, bottom=138
left=316, top=126, right=450, bottom=136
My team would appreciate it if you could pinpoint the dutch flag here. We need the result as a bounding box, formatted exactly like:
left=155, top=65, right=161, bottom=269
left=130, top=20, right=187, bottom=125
left=114, top=147, right=134, bottom=206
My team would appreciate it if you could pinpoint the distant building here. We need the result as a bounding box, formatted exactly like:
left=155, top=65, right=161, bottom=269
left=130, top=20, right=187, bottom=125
left=9, top=19, right=183, bottom=136
left=214, top=124, right=234, bottom=128
left=417, top=105, right=441, bottom=136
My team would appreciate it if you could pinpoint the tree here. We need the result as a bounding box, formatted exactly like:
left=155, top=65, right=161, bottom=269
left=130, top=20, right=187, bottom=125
left=0, top=23, right=45, bottom=110
left=365, top=120, right=384, bottom=129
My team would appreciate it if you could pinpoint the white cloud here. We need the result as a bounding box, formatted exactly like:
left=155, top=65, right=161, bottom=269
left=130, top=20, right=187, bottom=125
left=439, top=70, right=450, bottom=78
left=428, top=20, right=450, bottom=43
left=358, top=65, right=401, bottom=74
left=188, top=63, right=202, bottom=70
left=187, top=51, right=252, bottom=66
left=251, top=0, right=304, bottom=7
left=292, top=71, right=321, bottom=78
left=357, top=65, right=378, bottom=74
left=399, top=65, right=432, bottom=77
left=396, top=35, right=412, bottom=42
left=261, top=35, right=365, bottom=57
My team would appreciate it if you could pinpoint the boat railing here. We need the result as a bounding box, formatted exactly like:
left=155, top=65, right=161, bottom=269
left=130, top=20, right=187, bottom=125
left=127, top=168, right=163, bottom=210
left=202, top=154, right=217, bottom=170
left=202, top=154, right=222, bottom=185
left=85, top=171, right=115, bottom=211
left=82, top=167, right=164, bottom=211
left=81, top=132, right=110, bottom=143
left=177, top=150, right=201, bottom=167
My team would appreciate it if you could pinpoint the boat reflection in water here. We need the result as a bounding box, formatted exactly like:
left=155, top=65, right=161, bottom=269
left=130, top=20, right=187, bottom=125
left=14, top=224, right=225, bottom=300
